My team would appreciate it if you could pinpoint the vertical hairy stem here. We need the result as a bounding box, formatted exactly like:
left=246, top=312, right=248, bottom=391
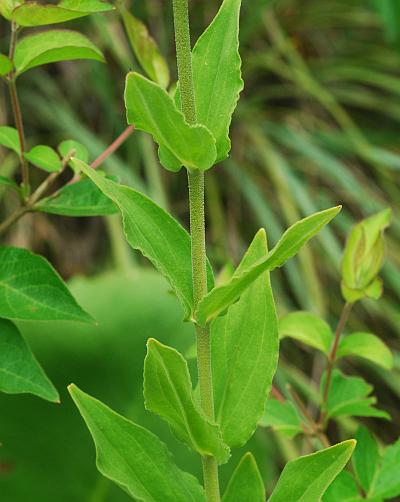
left=172, top=1, right=220, bottom=500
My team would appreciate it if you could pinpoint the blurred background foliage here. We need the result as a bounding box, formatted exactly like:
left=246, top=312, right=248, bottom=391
left=0, top=0, right=399, bottom=500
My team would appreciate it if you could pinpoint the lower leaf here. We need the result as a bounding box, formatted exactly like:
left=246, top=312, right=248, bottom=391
left=222, top=453, right=265, bottom=502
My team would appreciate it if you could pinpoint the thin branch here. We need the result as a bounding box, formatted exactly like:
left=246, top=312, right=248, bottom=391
left=91, top=125, right=135, bottom=169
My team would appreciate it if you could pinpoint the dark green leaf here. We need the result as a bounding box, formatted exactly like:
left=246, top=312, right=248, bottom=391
left=144, top=339, right=229, bottom=463
left=25, top=145, right=62, bottom=172
left=0, top=318, right=58, bottom=402
left=0, top=246, right=93, bottom=323
left=222, top=453, right=265, bottom=502
left=353, top=426, right=380, bottom=495
left=196, top=206, right=341, bottom=325
left=337, top=332, right=393, bottom=370
left=69, top=384, right=205, bottom=502
left=212, top=229, right=279, bottom=447
left=279, top=311, right=333, bottom=354
left=14, top=30, right=104, bottom=75
left=0, top=126, right=20, bottom=154
left=0, top=53, right=12, bottom=75
left=259, top=398, right=303, bottom=438
left=268, top=440, right=356, bottom=502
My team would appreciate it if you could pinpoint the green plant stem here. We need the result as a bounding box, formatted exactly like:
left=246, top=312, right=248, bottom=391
left=318, top=301, right=353, bottom=425
left=172, top=1, right=220, bottom=500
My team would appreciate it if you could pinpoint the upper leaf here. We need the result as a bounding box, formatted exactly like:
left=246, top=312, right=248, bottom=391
left=14, top=30, right=104, bottom=75
left=259, top=398, right=303, bottom=439
left=124, top=72, right=217, bottom=171
left=0, top=53, right=12, bottom=76
left=268, top=440, right=356, bottom=502
left=0, top=126, right=20, bottom=154
left=13, top=0, right=114, bottom=27
left=144, top=339, right=229, bottom=463
left=353, top=426, right=380, bottom=495
left=122, top=9, right=169, bottom=89
left=196, top=206, right=341, bottom=325
left=69, top=385, right=205, bottom=502
left=337, top=332, right=393, bottom=370
left=25, top=145, right=62, bottom=172
left=0, top=318, right=59, bottom=402
left=279, top=311, right=333, bottom=355
left=0, top=246, right=93, bottom=323
left=222, top=453, right=265, bottom=502
left=212, top=229, right=279, bottom=447
left=36, top=178, right=117, bottom=217
left=73, top=159, right=214, bottom=318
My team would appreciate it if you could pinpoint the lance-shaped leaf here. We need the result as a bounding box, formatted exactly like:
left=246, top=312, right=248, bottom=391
left=0, top=318, right=59, bottom=402
left=0, top=53, right=12, bottom=76
left=259, top=398, right=303, bottom=439
left=268, top=440, right=356, bottom=502
left=212, top=229, right=279, bottom=447
left=279, top=311, right=333, bottom=355
left=25, top=145, right=62, bottom=172
left=196, top=206, right=341, bottom=325
left=373, top=438, right=400, bottom=499
left=125, top=72, right=217, bottom=171
left=322, top=369, right=389, bottom=421
left=0, top=246, right=93, bottom=323
left=74, top=160, right=213, bottom=317
left=13, top=0, right=114, bottom=27
left=36, top=178, right=117, bottom=217
left=14, top=30, right=104, bottom=76
left=144, top=339, right=230, bottom=463
left=337, top=332, right=393, bottom=370
left=353, top=426, right=380, bottom=495
left=69, top=385, right=205, bottom=502
left=122, top=9, right=169, bottom=89
left=322, top=471, right=360, bottom=502
left=0, top=126, right=20, bottom=154
left=222, top=453, right=265, bottom=502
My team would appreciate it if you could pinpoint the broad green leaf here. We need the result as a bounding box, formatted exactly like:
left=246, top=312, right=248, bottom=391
left=0, top=0, right=22, bottom=19
left=122, top=9, right=169, bottom=89
left=322, top=471, right=360, bottom=502
left=14, top=30, right=104, bottom=76
left=337, top=332, right=393, bottom=370
left=353, top=426, right=380, bottom=495
left=259, top=398, right=303, bottom=439
left=212, top=229, right=279, bottom=447
left=279, top=311, right=333, bottom=355
left=74, top=159, right=214, bottom=318
left=322, top=369, right=389, bottom=421
left=0, top=246, right=93, bottom=323
left=0, top=318, right=59, bottom=402
left=374, top=438, right=400, bottom=499
left=268, top=440, right=356, bottom=502
left=36, top=178, right=117, bottom=217
left=0, top=126, right=20, bottom=154
left=125, top=72, right=217, bottom=171
left=222, top=453, right=265, bottom=502
left=196, top=206, right=341, bottom=325
left=13, top=0, right=114, bottom=27
left=0, top=53, right=12, bottom=76
left=25, top=145, right=61, bottom=172
left=0, top=175, right=20, bottom=192
left=69, top=384, right=205, bottom=502
left=341, top=209, right=391, bottom=303
left=58, top=139, right=89, bottom=163
left=144, top=339, right=229, bottom=463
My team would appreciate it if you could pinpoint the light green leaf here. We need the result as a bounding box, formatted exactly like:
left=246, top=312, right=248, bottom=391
left=212, top=229, right=279, bottom=447
left=14, top=30, right=104, bottom=75
left=36, top=178, right=117, bottom=217
left=0, top=318, right=59, bottom=402
left=73, top=159, right=214, bottom=318
left=322, top=370, right=389, bottom=421
left=341, top=209, right=391, bottom=303
left=337, top=332, right=393, bottom=370
left=374, top=438, right=400, bottom=499
left=25, top=145, right=62, bottom=172
left=0, top=175, right=20, bottom=192
left=0, top=0, right=23, bottom=20
left=322, top=471, right=360, bottom=502
left=268, top=440, right=356, bottom=502
left=13, top=0, right=114, bottom=27
left=125, top=72, right=217, bottom=171
left=68, top=384, right=205, bottom=502
left=144, top=339, right=229, bottom=463
left=122, top=9, right=169, bottom=89
left=0, top=246, right=93, bottom=323
left=259, top=398, right=303, bottom=439
left=0, top=53, right=12, bottom=76
left=279, top=311, right=333, bottom=355
left=353, top=426, right=380, bottom=495
left=58, top=139, right=89, bottom=162
left=222, top=453, right=265, bottom=502
left=196, top=206, right=341, bottom=325
left=191, top=0, right=243, bottom=162
left=0, top=126, right=20, bottom=154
